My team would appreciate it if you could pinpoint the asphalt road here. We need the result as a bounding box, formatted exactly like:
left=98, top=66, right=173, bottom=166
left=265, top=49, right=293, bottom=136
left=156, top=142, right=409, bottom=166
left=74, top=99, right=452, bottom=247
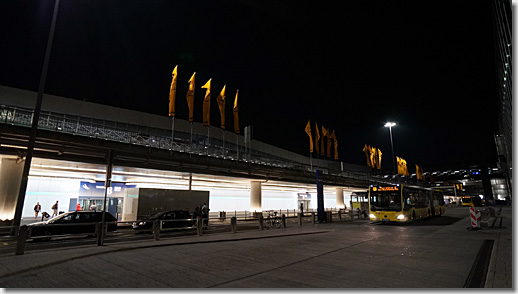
left=1, top=205, right=509, bottom=288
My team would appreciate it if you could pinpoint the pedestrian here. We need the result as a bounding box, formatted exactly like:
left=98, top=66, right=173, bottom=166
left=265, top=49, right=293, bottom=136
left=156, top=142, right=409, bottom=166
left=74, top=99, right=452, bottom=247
left=34, top=202, right=41, bottom=219
left=300, top=202, right=304, bottom=216
left=76, top=202, right=81, bottom=211
left=193, top=206, right=201, bottom=219
left=90, top=201, right=97, bottom=212
left=51, top=201, right=59, bottom=217
left=201, top=202, right=209, bottom=229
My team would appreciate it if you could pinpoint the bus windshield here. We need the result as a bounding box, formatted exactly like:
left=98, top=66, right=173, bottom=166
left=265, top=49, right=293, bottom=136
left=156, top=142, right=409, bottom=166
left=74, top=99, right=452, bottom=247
left=370, top=191, right=402, bottom=212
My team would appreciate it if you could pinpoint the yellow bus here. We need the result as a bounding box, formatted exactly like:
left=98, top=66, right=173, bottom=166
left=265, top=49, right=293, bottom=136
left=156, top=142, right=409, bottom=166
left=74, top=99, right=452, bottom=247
left=368, top=184, right=445, bottom=222
left=461, top=196, right=482, bottom=207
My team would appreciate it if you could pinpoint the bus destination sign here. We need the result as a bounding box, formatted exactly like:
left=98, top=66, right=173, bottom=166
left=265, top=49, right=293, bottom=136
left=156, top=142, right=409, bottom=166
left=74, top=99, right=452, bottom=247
left=372, top=186, right=399, bottom=192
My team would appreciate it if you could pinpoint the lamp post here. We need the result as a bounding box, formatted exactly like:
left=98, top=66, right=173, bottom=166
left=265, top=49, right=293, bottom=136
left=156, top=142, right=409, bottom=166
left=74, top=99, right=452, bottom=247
left=384, top=122, right=396, bottom=175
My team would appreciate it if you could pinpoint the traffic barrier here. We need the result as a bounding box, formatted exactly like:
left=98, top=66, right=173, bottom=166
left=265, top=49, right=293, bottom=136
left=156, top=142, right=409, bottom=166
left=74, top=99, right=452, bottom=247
left=470, top=207, right=481, bottom=228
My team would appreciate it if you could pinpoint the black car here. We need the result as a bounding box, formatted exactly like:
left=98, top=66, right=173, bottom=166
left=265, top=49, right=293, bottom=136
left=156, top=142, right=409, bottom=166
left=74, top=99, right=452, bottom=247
left=28, top=211, right=117, bottom=239
left=132, top=210, right=196, bottom=231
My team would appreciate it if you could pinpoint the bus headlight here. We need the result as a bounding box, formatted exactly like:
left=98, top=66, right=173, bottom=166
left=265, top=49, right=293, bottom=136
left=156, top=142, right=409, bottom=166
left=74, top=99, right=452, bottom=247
left=369, top=214, right=377, bottom=219
left=397, top=214, right=405, bottom=220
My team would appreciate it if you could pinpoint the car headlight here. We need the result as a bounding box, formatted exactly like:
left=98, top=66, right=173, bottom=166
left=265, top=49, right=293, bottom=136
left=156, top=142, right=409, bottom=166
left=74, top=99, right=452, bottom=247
left=397, top=214, right=405, bottom=220
left=369, top=214, right=377, bottom=219
left=139, top=222, right=146, bottom=226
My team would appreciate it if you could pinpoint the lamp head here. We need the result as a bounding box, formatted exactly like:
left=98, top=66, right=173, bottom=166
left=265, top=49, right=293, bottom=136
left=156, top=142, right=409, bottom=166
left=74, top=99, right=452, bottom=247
left=384, top=122, right=396, bottom=128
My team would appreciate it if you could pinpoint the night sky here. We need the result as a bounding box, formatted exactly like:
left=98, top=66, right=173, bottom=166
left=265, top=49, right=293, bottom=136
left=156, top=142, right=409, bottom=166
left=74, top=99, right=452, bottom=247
left=0, top=0, right=500, bottom=170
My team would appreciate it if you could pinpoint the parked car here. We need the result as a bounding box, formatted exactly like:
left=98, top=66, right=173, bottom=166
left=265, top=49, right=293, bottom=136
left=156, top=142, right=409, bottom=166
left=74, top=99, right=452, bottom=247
left=132, top=210, right=196, bottom=231
left=28, top=211, right=117, bottom=239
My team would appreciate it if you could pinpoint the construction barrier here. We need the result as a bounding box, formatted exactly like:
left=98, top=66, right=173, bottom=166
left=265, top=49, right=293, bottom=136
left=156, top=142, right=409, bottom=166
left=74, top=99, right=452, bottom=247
left=470, top=207, right=481, bottom=228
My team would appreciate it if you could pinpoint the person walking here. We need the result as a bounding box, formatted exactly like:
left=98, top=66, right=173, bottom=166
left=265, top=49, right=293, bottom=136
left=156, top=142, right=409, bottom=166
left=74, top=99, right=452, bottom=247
left=76, top=202, right=81, bottom=211
left=34, top=202, right=41, bottom=219
left=90, top=202, right=97, bottom=212
left=51, top=201, right=59, bottom=217
left=201, top=203, right=209, bottom=229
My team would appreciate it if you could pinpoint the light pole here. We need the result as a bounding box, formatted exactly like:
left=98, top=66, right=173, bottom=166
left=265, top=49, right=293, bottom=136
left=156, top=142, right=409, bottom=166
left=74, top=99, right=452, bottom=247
left=384, top=122, right=396, bottom=175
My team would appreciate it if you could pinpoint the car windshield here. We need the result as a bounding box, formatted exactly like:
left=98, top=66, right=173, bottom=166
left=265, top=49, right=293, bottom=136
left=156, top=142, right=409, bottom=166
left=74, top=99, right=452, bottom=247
left=370, top=191, right=402, bottom=212
left=47, top=213, right=72, bottom=223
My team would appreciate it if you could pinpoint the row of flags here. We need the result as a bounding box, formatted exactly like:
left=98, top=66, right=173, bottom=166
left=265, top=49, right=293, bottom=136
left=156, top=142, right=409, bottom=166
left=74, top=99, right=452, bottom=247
left=363, top=145, right=425, bottom=180
left=305, top=120, right=338, bottom=160
left=168, top=66, right=240, bottom=134
left=362, top=144, right=382, bottom=170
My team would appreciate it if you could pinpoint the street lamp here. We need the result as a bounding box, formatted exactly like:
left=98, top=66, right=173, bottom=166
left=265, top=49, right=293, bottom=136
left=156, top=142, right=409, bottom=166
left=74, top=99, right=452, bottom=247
left=384, top=122, right=396, bottom=175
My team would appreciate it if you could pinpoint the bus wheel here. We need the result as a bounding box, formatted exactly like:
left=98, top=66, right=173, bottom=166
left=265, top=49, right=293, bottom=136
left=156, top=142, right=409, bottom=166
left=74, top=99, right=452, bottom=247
left=412, top=212, right=416, bottom=221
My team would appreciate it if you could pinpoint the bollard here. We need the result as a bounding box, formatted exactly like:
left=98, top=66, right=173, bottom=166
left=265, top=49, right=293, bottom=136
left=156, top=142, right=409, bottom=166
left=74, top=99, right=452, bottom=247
left=96, top=222, right=104, bottom=246
left=312, top=212, right=316, bottom=224
left=281, top=214, right=286, bottom=228
left=15, top=225, right=29, bottom=255
left=338, top=210, right=342, bottom=221
left=259, top=214, right=264, bottom=230
left=197, top=217, right=203, bottom=236
left=231, top=216, right=237, bottom=233
left=298, top=213, right=302, bottom=226
left=153, top=220, right=160, bottom=241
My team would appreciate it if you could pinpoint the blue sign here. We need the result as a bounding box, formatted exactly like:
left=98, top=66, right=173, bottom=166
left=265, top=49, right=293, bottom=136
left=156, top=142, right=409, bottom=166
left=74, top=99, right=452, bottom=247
left=79, top=181, right=135, bottom=198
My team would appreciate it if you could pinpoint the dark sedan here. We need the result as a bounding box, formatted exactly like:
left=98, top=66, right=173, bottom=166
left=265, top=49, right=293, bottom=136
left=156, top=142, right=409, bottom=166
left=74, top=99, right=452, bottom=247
left=28, top=211, right=117, bottom=239
left=132, top=210, right=196, bottom=231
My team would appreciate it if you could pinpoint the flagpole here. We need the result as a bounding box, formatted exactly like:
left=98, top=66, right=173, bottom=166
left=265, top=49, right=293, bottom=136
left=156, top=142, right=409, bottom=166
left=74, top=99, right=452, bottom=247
left=222, top=129, right=225, bottom=158
left=190, top=122, right=193, bottom=159
left=310, top=152, right=313, bottom=170
left=236, top=134, right=239, bottom=160
left=207, top=126, right=210, bottom=156
left=170, top=117, right=175, bottom=155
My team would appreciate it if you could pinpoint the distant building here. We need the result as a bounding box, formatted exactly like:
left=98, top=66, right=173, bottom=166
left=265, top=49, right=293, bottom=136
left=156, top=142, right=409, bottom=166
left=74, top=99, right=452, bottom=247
left=492, top=0, right=512, bottom=200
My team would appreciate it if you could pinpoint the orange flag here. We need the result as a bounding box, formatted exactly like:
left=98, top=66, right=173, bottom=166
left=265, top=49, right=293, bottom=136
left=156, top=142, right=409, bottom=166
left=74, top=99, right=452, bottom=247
left=201, top=79, right=211, bottom=126
left=314, top=122, right=320, bottom=154
left=186, top=72, right=196, bottom=122
left=305, top=120, right=313, bottom=153
left=168, top=65, right=178, bottom=117
left=217, top=85, right=226, bottom=129
left=233, top=90, right=240, bottom=134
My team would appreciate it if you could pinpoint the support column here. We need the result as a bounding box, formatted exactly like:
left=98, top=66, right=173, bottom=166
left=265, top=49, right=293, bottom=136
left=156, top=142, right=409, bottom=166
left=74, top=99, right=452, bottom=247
left=250, top=181, right=262, bottom=212
left=0, top=158, right=24, bottom=220
left=336, top=187, right=345, bottom=209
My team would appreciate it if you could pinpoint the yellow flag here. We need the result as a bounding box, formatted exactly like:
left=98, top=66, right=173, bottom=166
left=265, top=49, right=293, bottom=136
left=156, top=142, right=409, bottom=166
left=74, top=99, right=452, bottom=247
left=186, top=72, right=196, bottom=122
left=326, top=130, right=334, bottom=158
left=331, top=131, right=338, bottom=160
left=233, top=90, right=240, bottom=134
left=416, top=164, right=424, bottom=180
left=369, top=146, right=377, bottom=169
left=305, top=120, right=313, bottom=153
left=314, top=122, right=320, bottom=154
left=377, top=148, right=382, bottom=170
left=201, top=79, right=211, bottom=126
left=217, top=85, right=226, bottom=129
left=321, top=126, right=327, bottom=156
left=168, top=65, right=178, bottom=117
left=363, top=144, right=372, bottom=167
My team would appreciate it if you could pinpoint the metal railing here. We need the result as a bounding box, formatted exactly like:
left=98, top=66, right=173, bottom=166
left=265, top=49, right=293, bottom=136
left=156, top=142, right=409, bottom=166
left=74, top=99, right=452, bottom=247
left=0, top=104, right=377, bottom=183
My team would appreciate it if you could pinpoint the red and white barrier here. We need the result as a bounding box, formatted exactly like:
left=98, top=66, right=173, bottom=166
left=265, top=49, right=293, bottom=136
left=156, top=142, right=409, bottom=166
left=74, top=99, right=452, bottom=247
left=470, top=207, right=481, bottom=228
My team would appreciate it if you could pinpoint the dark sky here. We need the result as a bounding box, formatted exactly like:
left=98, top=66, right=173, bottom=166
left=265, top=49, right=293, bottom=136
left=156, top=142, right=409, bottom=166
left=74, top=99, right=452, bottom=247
left=0, top=0, right=500, bottom=170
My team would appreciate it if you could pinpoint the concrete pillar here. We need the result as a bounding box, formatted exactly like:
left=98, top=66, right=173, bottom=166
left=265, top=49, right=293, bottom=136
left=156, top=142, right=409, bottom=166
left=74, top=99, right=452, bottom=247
left=0, top=158, right=24, bottom=220
left=336, top=187, right=345, bottom=209
left=250, top=181, right=262, bottom=212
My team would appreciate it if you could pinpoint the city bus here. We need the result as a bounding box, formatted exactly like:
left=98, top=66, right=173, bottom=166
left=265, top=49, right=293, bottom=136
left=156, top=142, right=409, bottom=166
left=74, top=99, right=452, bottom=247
left=461, top=196, right=482, bottom=207
left=368, top=184, right=445, bottom=222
